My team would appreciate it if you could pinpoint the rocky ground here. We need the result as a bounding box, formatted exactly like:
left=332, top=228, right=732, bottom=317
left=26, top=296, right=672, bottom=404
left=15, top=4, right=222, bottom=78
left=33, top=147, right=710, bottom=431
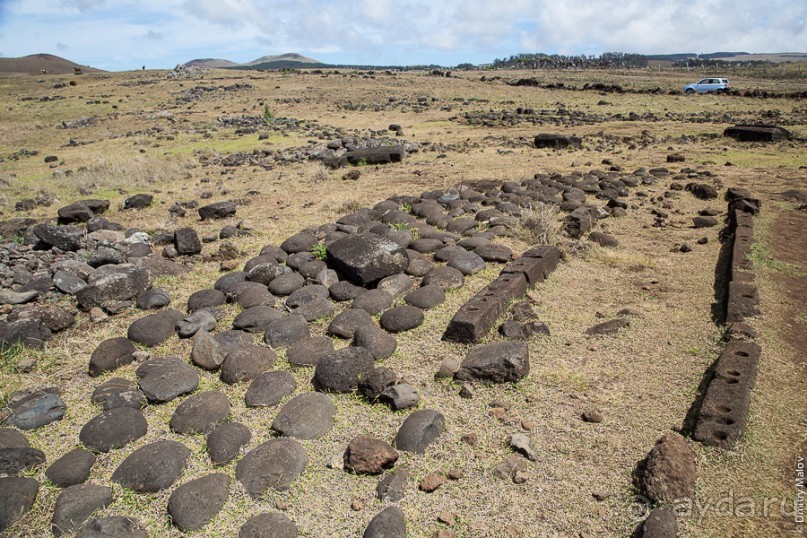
left=0, top=66, right=805, bottom=537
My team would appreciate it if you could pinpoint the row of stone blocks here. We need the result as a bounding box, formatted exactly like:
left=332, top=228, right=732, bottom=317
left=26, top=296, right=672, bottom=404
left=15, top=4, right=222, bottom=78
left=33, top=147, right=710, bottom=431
left=693, top=191, right=761, bottom=449
left=442, top=245, right=560, bottom=344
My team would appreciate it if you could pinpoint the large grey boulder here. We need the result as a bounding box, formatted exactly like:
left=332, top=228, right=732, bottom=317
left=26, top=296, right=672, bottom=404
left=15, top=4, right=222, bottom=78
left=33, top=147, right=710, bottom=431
left=326, top=232, right=409, bottom=286
left=76, top=264, right=152, bottom=311
left=455, top=341, right=530, bottom=383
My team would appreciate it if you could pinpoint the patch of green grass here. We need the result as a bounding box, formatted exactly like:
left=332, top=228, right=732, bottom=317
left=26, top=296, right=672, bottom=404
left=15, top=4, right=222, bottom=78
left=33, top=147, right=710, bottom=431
left=311, top=242, right=327, bottom=261
left=750, top=242, right=807, bottom=276
left=543, top=368, right=589, bottom=392
left=0, top=341, right=25, bottom=370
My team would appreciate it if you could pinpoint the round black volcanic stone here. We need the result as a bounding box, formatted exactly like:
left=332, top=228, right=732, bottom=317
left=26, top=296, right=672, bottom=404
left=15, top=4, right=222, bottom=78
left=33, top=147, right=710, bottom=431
left=236, top=284, right=276, bottom=309
left=245, top=371, right=297, bottom=407
left=0, top=477, right=38, bottom=532
left=136, top=357, right=199, bottom=403
left=447, top=250, right=486, bottom=275
left=271, top=392, right=335, bottom=440
left=364, top=506, right=407, bottom=538
left=380, top=306, right=424, bottom=333
left=351, top=289, right=393, bottom=315
left=327, top=308, right=373, bottom=339
left=268, top=272, right=305, bottom=296
left=404, top=284, right=445, bottom=309
left=264, top=315, right=310, bottom=348
left=214, top=271, right=247, bottom=294
left=88, top=337, right=137, bottom=377
left=170, top=391, right=230, bottom=434
left=135, top=288, right=171, bottom=310
left=91, top=377, right=146, bottom=411
left=79, top=407, right=147, bottom=453
left=392, top=409, right=445, bottom=454
left=220, top=345, right=277, bottom=384
left=329, top=280, right=365, bottom=302
left=421, top=266, right=465, bottom=289
left=312, top=347, right=375, bottom=393
left=51, top=484, right=113, bottom=538
left=286, top=336, right=334, bottom=367
left=352, top=325, right=397, bottom=360
left=45, top=449, right=96, bottom=487
left=111, top=440, right=191, bottom=493
left=187, top=289, right=226, bottom=312
left=127, top=309, right=183, bottom=347
left=74, top=516, right=146, bottom=538
left=233, top=306, right=285, bottom=333
left=239, top=512, right=298, bottom=538
left=235, top=438, right=308, bottom=495
left=207, top=422, right=251, bottom=466
left=167, top=473, right=231, bottom=532
left=0, top=428, right=29, bottom=449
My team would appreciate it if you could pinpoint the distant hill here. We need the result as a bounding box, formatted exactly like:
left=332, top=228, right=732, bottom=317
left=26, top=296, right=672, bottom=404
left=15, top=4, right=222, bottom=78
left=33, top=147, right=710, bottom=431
left=182, top=52, right=322, bottom=70
left=646, top=52, right=807, bottom=63
left=244, top=53, right=321, bottom=66
left=0, top=53, right=104, bottom=74
left=183, top=58, right=240, bottom=68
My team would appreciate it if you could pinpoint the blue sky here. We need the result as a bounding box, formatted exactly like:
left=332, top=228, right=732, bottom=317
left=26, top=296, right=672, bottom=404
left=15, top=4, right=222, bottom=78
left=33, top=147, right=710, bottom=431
left=0, top=0, right=805, bottom=71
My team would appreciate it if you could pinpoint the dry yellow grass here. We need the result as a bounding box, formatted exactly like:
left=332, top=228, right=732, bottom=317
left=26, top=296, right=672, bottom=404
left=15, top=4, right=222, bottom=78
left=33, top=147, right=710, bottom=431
left=0, top=67, right=805, bottom=537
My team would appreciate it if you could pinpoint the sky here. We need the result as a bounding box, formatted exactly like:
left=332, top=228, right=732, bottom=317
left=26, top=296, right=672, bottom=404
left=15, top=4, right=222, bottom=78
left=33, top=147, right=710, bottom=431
left=0, top=0, right=805, bottom=71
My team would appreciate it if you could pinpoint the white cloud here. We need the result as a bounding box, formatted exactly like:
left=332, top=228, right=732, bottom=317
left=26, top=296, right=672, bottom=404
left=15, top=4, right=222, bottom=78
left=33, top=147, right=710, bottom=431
left=0, top=0, right=804, bottom=69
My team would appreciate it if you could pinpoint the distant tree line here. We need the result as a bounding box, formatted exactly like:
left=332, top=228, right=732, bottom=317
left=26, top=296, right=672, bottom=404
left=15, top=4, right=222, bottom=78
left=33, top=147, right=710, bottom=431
left=487, top=52, right=649, bottom=69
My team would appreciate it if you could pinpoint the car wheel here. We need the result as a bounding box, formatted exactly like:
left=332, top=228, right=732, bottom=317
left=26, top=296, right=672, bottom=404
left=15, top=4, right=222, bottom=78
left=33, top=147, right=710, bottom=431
left=685, top=88, right=695, bottom=95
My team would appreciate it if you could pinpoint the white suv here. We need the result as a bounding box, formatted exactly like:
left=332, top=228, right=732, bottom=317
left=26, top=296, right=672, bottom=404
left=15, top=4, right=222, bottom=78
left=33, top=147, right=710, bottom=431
left=684, top=78, right=730, bottom=94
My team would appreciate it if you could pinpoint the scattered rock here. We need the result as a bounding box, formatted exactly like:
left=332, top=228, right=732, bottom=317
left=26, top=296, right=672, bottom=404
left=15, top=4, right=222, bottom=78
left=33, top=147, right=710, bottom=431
left=508, top=433, right=537, bottom=461
left=127, top=308, right=184, bottom=347
left=380, top=383, right=419, bottom=411
left=454, top=341, right=530, bottom=383
left=419, top=472, right=446, bottom=492
left=0, top=476, right=38, bottom=533
left=327, top=232, right=409, bottom=286
left=3, top=387, right=66, bottom=430
left=641, top=432, right=696, bottom=504
left=363, top=506, right=406, bottom=538
left=393, top=409, right=444, bottom=454
left=90, top=377, right=146, bottom=411
left=272, top=392, right=335, bottom=439
left=582, top=409, right=604, bottom=423
left=642, top=506, right=678, bottom=538
left=344, top=435, right=399, bottom=475
left=313, top=347, right=375, bottom=393
left=88, top=337, right=137, bottom=377
left=376, top=468, right=409, bottom=502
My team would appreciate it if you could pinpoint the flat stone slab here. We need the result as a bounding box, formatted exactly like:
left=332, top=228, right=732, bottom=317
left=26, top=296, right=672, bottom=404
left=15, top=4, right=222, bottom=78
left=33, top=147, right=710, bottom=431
left=326, top=232, right=409, bottom=286
left=111, top=440, right=191, bottom=493
left=79, top=407, right=147, bottom=453
left=136, top=357, right=199, bottom=403
left=235, top=438, right=308, bottom=495
left=454, top=341, right=530, bottom=383
left=272, top=392, right=335, bottom=440
left=170, top=391, right=230, bottom=434
left=168, top=473, right=231, bottom=532
left=3, top=387, right=66, bottom=430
